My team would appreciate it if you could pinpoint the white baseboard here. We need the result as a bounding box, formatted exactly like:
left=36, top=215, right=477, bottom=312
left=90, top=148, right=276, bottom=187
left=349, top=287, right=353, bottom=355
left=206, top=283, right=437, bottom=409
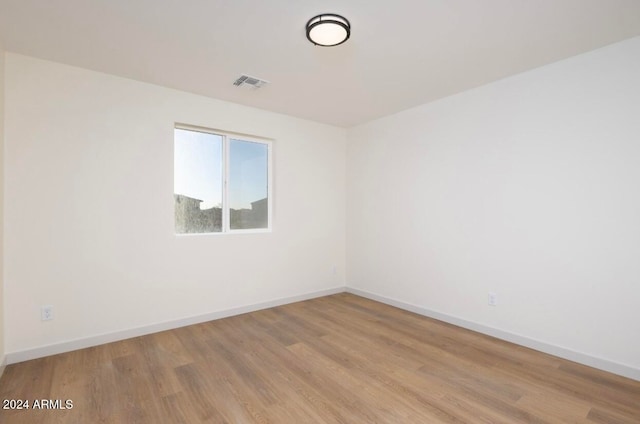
left=7, top=285, right=639, bottom=382
left=346, top=287, right=640, bottom=382
left=6, top=286, right=346, bottom=365
left=0, top=355, right=6, bottom=380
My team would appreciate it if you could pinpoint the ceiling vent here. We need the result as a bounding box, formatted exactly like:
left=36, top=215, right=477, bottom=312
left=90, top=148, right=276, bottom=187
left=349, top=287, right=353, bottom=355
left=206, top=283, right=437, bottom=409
left=233, top=74, right=269, bottom=89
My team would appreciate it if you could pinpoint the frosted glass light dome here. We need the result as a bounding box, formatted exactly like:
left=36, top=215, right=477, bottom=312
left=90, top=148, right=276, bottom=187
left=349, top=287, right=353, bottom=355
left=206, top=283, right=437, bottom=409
left=306, top=14, right=351, bottom=47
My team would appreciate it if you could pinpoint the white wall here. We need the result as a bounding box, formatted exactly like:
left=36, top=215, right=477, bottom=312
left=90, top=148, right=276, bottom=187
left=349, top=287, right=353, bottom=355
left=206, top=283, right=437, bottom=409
left=347, top=37, right=640, bottom=378
left=4, top=54, right=346, bottom=358
left=0, top=45, right=6, bottom=375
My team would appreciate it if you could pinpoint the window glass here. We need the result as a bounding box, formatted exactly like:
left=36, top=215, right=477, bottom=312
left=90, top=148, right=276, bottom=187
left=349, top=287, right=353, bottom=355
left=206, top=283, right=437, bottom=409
left=174, top=127, right=271, bottom=234
left=174, top=128, right=223, bottom=233
left=229, top=139, right=269, bottom=230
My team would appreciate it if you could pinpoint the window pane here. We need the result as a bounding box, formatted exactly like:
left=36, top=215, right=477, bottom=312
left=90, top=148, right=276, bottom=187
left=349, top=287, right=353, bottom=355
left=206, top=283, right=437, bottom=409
left=174, top=128, right=223, bottom=233
left=229, top=139, right=269, bottom=230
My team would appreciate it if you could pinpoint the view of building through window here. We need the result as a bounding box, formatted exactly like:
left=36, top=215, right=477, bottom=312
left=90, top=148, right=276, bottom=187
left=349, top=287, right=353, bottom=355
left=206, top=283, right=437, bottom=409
left=174, top=127, right=270, bottom=233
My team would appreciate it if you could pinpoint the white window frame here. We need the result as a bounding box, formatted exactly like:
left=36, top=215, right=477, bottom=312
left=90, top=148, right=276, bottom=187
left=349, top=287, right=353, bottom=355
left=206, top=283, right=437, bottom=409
left=174, top=124, right=273, bottom=235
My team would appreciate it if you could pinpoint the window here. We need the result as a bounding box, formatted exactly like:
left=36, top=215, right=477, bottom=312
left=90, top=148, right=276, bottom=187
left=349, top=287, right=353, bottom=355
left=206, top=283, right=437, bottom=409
left=174, top=126, right=271, bottom=234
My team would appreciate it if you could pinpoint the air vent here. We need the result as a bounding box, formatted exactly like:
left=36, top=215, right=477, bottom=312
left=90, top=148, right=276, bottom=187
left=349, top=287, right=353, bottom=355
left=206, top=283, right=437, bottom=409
left=233, top=74, right=269, bottom=89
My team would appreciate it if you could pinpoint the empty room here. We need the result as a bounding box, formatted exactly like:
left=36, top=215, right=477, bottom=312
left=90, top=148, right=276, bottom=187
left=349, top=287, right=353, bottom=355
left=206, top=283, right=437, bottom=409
left=0, top=1, right=639, bottom=423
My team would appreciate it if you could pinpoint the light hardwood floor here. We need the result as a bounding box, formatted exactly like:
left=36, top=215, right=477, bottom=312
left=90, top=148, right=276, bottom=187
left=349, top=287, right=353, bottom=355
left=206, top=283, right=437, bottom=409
left=1, top=293, right=638, bottom=423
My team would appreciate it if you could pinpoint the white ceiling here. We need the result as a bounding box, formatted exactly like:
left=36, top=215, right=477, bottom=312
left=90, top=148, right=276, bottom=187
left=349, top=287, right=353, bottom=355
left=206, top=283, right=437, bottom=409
left=1, top=0, right=640, bottom=127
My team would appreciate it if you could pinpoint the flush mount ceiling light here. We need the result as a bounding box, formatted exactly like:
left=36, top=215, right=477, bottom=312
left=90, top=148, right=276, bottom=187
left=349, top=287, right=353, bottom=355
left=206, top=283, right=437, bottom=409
left=306, top=14, right=351, bottom=47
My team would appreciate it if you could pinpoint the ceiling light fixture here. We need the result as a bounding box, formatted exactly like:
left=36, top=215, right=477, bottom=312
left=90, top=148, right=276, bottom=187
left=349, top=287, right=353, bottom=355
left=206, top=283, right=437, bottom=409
left=306, top=14, right=351, bottom=47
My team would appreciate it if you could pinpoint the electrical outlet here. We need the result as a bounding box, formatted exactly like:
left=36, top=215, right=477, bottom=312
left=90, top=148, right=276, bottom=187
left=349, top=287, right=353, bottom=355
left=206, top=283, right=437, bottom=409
left=488, top=292, right=497, bottom=306
left=41, top=305, right=54, bottom=321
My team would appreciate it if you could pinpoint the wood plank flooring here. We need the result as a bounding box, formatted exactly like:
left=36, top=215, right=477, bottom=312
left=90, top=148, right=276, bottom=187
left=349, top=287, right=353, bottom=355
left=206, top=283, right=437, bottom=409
left=1, top=293, right=638, bottom=423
